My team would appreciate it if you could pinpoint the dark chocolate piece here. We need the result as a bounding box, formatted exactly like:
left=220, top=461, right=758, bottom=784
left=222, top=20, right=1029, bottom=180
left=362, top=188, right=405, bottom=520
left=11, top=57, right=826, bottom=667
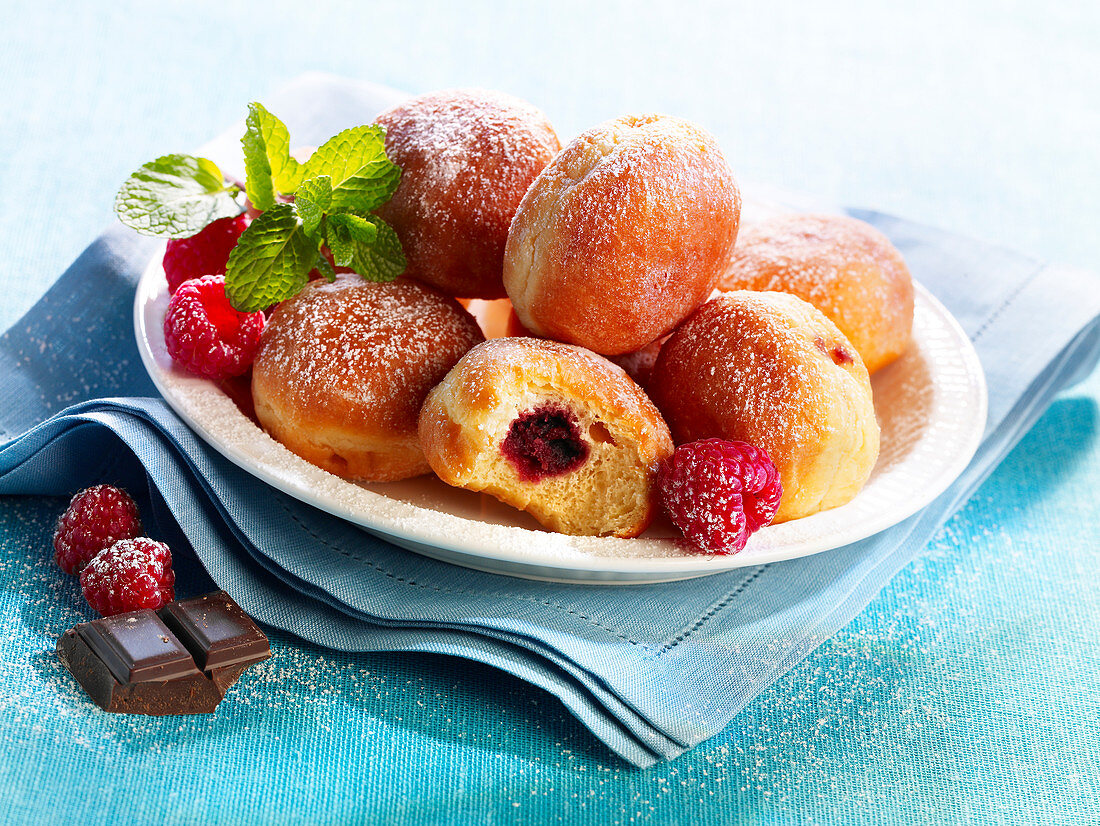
left=77, top=611, right=200, bottom=684
left=57, top=627, right=221, bottom=715
left=56, top=591, right=270, bottom=716
left=158, top=591, right=270, bottom=672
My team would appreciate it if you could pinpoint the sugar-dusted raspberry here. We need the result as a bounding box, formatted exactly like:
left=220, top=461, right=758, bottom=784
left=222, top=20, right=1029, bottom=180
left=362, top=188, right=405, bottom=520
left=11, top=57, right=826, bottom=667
left=657, top=438, right=782, bottom=554
left=79, top=538, right=175, bottom=617
left=163, top=274, right=265, bottom=379
left=53, top=485, right=143, bottom=575
left=163, top=214, right=251, bottom=294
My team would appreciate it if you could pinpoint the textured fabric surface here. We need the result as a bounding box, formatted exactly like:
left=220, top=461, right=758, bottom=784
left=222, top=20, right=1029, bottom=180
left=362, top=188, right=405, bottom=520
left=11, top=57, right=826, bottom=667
left=2, top=2, right=1099, bottom=823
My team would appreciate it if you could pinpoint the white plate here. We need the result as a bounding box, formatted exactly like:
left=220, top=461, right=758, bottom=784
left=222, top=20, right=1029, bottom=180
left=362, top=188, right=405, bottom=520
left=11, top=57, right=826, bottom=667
left=134, top=245, right=987, bottom=584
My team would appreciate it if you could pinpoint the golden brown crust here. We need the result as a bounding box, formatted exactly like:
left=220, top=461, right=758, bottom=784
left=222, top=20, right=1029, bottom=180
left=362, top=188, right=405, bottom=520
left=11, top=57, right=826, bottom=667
left=648, top=291, right=880, bottom=523
left=503, top=114, right=741, bottom=355
left=419, top=337, right=674, bottom=536
left=376, top=89, right=561, bottom=299
left=251, top=276, right=484, bottom=482
left=721, top=213, right=914, bottom=373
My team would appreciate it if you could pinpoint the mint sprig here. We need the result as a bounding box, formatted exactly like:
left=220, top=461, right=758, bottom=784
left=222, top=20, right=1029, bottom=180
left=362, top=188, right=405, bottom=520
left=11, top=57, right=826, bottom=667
left=114, top=103, right=407, bottom=312
left=227, top=110, right=405, bottom=310
left=115, top=154, right=241, bottom=239
left=312, top=252, right=337, bottom=283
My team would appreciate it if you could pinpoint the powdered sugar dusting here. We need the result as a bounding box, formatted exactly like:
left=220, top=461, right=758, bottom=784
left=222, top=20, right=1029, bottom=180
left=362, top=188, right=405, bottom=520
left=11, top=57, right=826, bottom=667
left=381, top=89, right=556, bottom=224
left=254, top=276, right=483, bottom=432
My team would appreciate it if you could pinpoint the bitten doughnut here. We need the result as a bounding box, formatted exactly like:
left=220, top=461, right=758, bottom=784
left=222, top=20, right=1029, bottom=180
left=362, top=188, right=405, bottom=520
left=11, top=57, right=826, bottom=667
left=376, top=89, right=561, bottom=299
left=419, top=337, right=675, bottom=537
left=720, top=213, right=914, bottom=373
left=648, top=291, right=880, bottom=523
left=503, top=114, right=741, bottom=355
left=252, top=276, right=484, bottom=482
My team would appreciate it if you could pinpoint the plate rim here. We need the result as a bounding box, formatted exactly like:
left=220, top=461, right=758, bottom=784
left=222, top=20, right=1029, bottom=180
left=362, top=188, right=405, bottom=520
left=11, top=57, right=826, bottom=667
left=134, top=252, right=988, bottom=583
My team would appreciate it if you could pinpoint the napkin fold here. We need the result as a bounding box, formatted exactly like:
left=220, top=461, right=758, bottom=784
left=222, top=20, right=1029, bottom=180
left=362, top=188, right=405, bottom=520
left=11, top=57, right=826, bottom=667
left=2, top=74, right=1098, bottom=767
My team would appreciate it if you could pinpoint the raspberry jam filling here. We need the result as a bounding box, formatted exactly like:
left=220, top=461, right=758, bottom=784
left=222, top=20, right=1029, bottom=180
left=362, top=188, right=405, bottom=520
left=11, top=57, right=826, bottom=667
left=500, top=403, right=590, bottom=482
left=830, top=345, right=854, bottom=365
left=814, top=337, right=855, bottom=365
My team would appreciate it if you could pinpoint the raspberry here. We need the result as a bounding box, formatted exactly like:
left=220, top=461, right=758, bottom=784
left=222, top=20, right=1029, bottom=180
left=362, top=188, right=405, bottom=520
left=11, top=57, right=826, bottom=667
left=53, top=485, right=143, bottom=575
left=79, top=538, right=175, bottom=617
left=657, top=439, right=783, bottom=554
left=163, top=275, right=264, bottom=379
left=163, top=214, right=250, bottom=294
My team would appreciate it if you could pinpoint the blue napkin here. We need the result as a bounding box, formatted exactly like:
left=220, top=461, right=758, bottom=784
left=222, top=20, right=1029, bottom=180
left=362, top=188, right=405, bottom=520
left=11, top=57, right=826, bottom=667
left=2, top=74, right=1098, bottom=768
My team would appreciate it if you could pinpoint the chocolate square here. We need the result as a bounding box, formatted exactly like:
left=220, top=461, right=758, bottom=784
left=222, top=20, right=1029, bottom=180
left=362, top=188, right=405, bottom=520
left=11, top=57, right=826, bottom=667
left=158, top=591, right=270, bottom=672
left=76, top=611, right=200, bottom=684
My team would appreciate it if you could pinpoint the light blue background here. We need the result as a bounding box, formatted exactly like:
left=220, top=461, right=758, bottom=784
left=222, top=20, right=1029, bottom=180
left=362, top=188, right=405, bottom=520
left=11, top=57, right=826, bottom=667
left=1, top=2, right=1097, bottom=823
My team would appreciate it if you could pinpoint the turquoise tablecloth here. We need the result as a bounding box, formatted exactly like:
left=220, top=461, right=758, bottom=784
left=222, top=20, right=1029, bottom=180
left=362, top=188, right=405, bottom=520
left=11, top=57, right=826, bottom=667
left=2, top=2, right=1098, bottom=823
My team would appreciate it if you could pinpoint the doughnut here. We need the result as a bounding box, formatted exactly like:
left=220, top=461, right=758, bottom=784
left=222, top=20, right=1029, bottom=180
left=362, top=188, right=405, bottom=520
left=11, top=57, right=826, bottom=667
left=419, top=337, right=675, bottom=537
left=720, top=213, right=914, bottom=373
left=376, top=89, right=561, bottom=299
left=251, top=276, right=484, bottom=482
left=648, top=291, right=880, bottom=523
left=503, top=114, right=741, bottom=355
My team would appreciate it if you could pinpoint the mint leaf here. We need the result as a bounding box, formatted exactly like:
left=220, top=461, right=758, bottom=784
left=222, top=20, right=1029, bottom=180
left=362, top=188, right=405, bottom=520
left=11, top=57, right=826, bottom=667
left=115, top=154, right=240, bottom=238
left=295, top=175, right=332, bottom=240
left=224, top=203, right=317, bottom=312
left=327, top=213, right=405, bottom=282
left=352, top=218, right=405, bottom=282
left=302, top=125, right=400, bottom=212
left=326, top=212, right=379, bottom=267
left=313, top=252, right=336, bottom=283
left=241, top=103, right=304, bottom=211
